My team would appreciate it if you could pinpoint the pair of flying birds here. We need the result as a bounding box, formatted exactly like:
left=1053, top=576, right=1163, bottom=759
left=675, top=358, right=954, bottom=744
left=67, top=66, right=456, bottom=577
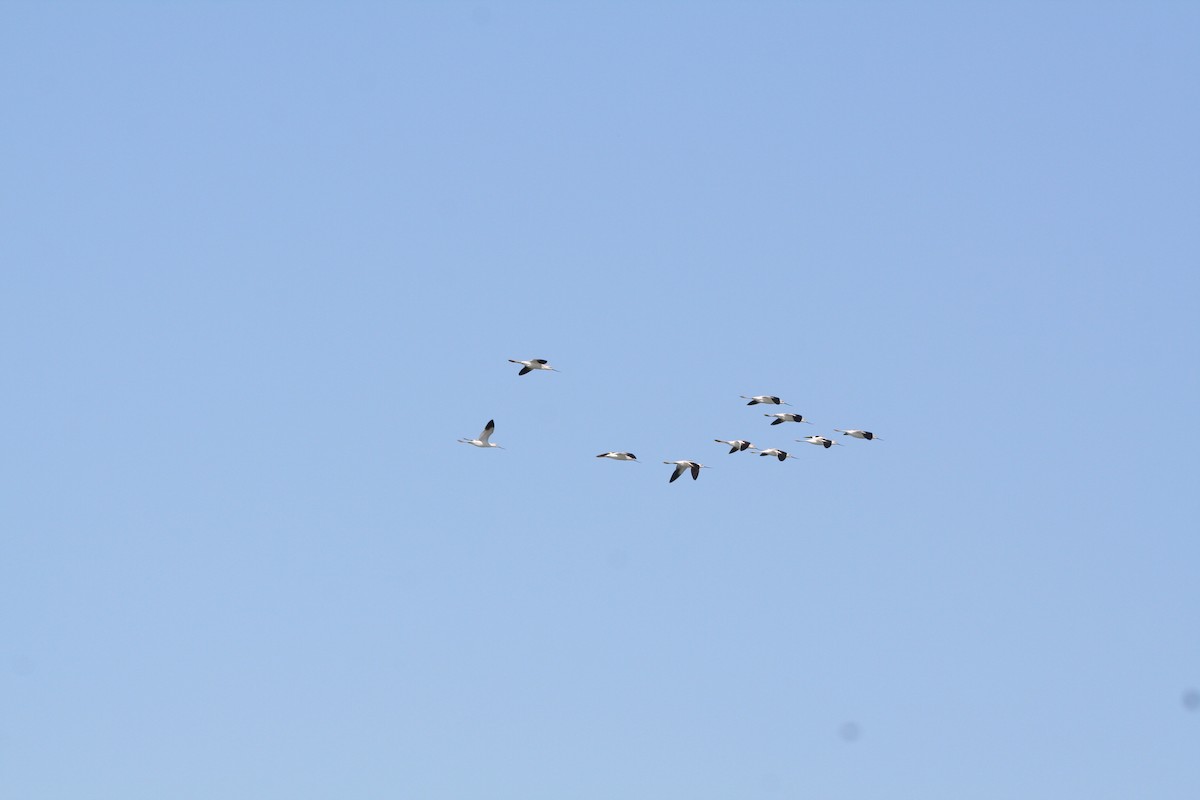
left=460, top=359, right=882, bottom=483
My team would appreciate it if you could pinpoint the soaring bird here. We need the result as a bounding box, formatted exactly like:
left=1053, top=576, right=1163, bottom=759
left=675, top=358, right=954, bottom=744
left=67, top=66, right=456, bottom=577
left=755, top=448, right=800, bottom=462
left=596, top=452, right=639, bottom=461
left=797, top=435, right=841, bottom=449
left=835, top=429, right=883, bottom=441
left=741, top=395, right=790, bottom=406
left=663, top=460, right=711, bottom=483
left=714, top=439, right=756, bottom=454
left=458, top=419, right=503, bottom=448
left=765, top=413, right=813, bottom=426
left=508, top=358, right=559, bottom=376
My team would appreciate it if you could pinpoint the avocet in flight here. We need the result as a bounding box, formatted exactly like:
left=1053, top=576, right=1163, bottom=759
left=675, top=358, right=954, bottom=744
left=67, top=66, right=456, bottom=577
left=508, top=358, right=559, bottom=376
left=755, top=448, right=800, bottom=462
left=714, top=439, right=756, bottom=453
left=797, top=435, right=842, bottom=449
left=663, top=460, right=711, bottom=483
left=765, top=413, right=813, bottom=426
left=459, top=419, right=503, bottom=448
left=596, top=452, right=639, bottom=461
left=741, top=395, right=790, bottom=406
left=834, top=429, right=883, bottom=441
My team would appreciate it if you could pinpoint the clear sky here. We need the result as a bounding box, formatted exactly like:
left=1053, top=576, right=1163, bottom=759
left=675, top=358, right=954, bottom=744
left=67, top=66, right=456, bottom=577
left=3, top=2, right=1198, bottom=797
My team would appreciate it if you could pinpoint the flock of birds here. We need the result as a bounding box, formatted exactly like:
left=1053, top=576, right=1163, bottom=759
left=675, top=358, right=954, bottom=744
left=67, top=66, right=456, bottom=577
left=459, top=358, right=883, bottom=483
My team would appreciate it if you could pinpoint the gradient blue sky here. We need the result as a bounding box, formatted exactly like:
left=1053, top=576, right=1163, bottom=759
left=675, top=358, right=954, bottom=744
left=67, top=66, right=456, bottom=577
left=3, top=2, right=1198, bottom=797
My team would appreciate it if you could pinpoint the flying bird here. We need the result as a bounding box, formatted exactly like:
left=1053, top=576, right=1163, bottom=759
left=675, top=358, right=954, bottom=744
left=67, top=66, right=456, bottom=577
left=663, top=460, right=711, bottom=482
left=755, top=448, right=800, bottom=461
left=508, top=358, right=559, bottom=376
left=714, top=439, right=756, bottom=453
left=765, top=413, right=813, bottom=426
left=835, top=429, right=883, bottom=440
left=596, top=452, right=639, bottom=461
left=741, top=395, right=790, bottom=406
left=458, top=419, right=503, bottom=448
left=797, top=435, right=842, bottom=449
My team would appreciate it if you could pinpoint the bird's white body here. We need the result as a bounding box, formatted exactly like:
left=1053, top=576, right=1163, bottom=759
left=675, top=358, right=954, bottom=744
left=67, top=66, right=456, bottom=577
left=765, top=413, right=813, bottom=426
left=597, top=451, right=638, bottom=461
left=663, top=460, right=711, bottom=482
left=834, top=429, right=882, bottom=441
left=508, top=358, right=559, bottom=376
left=741, top=395, right=790, bottom=406
left=459, top=419, right=503, bottom=448
left=797, top=435, right=841, bottom=449
left=714, top=439, right=756, bottom=453
left=755, top=448, right=799, bottom=461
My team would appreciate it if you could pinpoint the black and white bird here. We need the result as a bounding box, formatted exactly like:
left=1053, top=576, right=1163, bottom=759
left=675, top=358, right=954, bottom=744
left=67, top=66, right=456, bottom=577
left=714, top=439, right=756, bottom=453
left=663, top=460, right=711, bottom=482
left=741, top=395, right=790, bottom=406
left=765, top=413, right=814, bottom=426
left=834, top=429, right=883, bottom=441
left=755, top=448, right=800, bottom=462
left=797, top=435, right=842, bottom=449
left=458, top=419, right=503, bottom=448
left=508, top=358, right=559, bottom=376
left=596, top=452, right=639, bottom=461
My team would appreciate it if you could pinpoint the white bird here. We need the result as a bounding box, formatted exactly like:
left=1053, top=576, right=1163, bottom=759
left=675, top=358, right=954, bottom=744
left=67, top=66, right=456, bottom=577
left=765, top=413, right=813, bottom=426
left=797, top=435, right=842, bottom=449
left=741, top=395, right=790, bottom=406
left=755, top=448, right=800, bottom=462
left=663, top=460, right=711, bottom=483
left=458, top=419, right=503, bottom=448
left=596, top=452, right=639, bottom=461
left=508, top=358, right=559, bottom=376
left=835, top=429, right=883, bottom=441
left=714, top=439, right=756, bottom=454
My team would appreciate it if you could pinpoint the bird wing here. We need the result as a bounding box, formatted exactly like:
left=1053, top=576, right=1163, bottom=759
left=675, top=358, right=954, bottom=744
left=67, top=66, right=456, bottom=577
left=478, top=420, right=495, bottom=443
left=777, top=452, right=787, bottom=461
left=534, top=359, right=548, bottom=364
left=770, top=418, right=782, bottom=425
left=669, top=465, right=684, bottom=483
left=740, top=441, right=751, bottom=450
left=822, top=439, right=832, bottom=448
left=690, top=463, right=701, bottom=480
left=518, top=366, right=532, bottom=375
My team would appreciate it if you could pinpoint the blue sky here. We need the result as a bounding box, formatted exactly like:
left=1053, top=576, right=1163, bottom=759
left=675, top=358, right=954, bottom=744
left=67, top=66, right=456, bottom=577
left=2, top=2, right=1198, bottom=797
